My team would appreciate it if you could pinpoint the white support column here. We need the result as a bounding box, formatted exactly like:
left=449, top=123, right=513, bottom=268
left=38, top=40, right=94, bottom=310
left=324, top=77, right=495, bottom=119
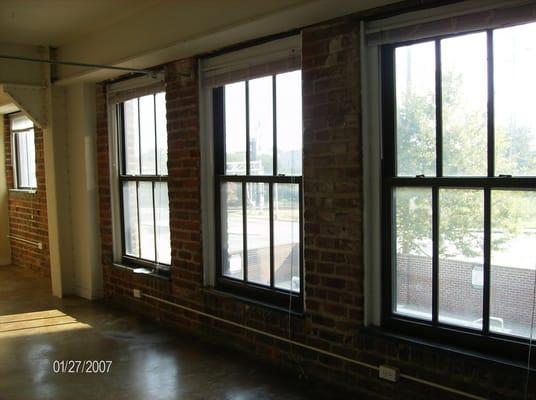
left=66, top=83, right=103, bottom=299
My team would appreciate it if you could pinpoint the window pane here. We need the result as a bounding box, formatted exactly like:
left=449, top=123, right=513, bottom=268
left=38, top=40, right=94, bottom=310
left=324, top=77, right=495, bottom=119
left=274, top=184, right=300, bottom=292
left=246, top=182, right=270, bottom=286
left=221, top=182, right=243, bottom=279
left=494, top=22, right=536, bottom=176
left=27, top=130, right=36, bottom=188
left=122, top=181, right=139, bottom=257
left=155, top=92, right=168, bottom=175
left=155, top=182, right=171, bottom=265
left=491, top=190, right=536, bottom=339
left=16, top=133, right=29, bottom=187
left=396, top=42, right=436, bottom=177
left=276, top=70, right=302, bottom=176
left=248, top=76, right=273, bottom=175
left=138, top=181, right=155, bottom=261
left=394, top=187, right=433, bottom=320
left=139, top=95, right=156, bottom=175
left=225, top=82, right=247, bottom=175
left=15, top=130, right=36, bottom=189
left=123, top=99, right=140, bottom=175
left=11, top=116, right=32, bottom=130
left=438, top=189, right=484, bottom=329
left=442, top=33, right=487, bottom=176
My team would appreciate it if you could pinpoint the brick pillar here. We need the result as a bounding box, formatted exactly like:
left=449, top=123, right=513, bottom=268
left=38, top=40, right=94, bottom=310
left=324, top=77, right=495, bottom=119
left=96, top=84, right=113, bottom=270
left=165, top=59, right=204, bottom=302
left=302, top=19, right=364, bottom=338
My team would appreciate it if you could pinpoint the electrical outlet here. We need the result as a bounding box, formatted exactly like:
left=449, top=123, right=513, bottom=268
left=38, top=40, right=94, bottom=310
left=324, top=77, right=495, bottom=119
left=133, top=289, right=141, bottom=298
left=379, top=365, right=399, bottom=383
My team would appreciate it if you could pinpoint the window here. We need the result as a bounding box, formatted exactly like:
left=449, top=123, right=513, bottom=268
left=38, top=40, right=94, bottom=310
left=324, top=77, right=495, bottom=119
left=213, top=71, right=303, bottom=310
left=11, top=115, right=36, bottom=189
left=382, top=22, right=536, bottom=356
left=116, top=92, right=171, bottom=270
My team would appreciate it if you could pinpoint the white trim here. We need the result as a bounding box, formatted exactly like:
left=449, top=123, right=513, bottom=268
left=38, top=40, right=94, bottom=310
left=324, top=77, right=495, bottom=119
left=200, top=84, right=216, bottom=287
left=107, top=73, right=165, bottom=105
left=106, top=92, right=122, bottom=264
left=201, top=35, right=301, bottom=88
left=107, top=73, right=165, bottom=94
left=362, top=20, right=382, bottom=327
left=202, top=35, right=300, bottom=80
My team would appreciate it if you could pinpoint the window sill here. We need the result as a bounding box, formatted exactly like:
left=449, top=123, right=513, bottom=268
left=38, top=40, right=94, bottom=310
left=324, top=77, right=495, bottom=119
left=9, top=188, right=37, bottom=195
left=361, top=326, right=535, bottom=371
left=201, top=287, right=306, bottom=317
left=111, top=262, right=171, bottom=281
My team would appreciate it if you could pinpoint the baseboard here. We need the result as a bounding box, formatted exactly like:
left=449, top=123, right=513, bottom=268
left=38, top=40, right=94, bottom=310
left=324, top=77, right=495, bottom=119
left=0, top=257, right=12, bottom=266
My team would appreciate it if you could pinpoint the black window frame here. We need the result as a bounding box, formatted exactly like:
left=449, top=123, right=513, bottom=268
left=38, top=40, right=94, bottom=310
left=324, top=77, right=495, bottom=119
left=213, top=73, right=304, bottom=312
left=381, top=29, right=536, bottom=362
left=10, top=114, right=37, bottom=190
left=116, top=93, right=170, bottom=271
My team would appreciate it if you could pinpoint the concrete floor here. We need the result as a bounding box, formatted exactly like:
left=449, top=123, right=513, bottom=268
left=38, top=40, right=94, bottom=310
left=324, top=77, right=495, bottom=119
left=0, top=266, right=330, bottom=400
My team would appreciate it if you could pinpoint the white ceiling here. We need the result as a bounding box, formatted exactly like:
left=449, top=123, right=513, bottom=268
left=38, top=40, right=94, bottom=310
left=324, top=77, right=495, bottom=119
left=0, top=0, right=163, bottom=47
left=0, top=0, right=309, bottom=47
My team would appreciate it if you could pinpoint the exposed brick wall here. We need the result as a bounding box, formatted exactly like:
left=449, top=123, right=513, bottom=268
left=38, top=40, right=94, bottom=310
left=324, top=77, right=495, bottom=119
left=95, top=18, right=535, bottom=400
left=96, top=84, right=113, bottom=270
left=302, top=17, right=364, bottom=343
left=3, top=115, right=50, bottom=277
left=165, top=59, right=204, bottom=300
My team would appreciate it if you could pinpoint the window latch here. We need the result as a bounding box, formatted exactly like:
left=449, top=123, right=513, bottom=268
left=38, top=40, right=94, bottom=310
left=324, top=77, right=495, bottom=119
left=416, top=174, right=425, bottom=178
left=498, top=174, right=512, bottom=178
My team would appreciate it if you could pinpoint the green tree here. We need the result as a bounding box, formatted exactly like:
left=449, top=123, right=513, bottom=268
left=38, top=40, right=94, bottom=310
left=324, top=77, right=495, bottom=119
left=396, top=71, right=533, bottom=259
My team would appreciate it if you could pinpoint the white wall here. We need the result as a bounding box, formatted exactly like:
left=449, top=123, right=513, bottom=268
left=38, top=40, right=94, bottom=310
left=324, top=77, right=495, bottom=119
left=66, top=83, right=102, bottom=299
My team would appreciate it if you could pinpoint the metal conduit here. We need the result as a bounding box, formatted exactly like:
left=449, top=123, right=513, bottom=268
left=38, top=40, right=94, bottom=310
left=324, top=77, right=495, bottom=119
left=141, top=292, right=487, bottom=400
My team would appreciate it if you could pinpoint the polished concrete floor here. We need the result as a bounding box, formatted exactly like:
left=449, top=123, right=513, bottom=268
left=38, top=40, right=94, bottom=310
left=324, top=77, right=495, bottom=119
left=0, top=266, right=331, bottom=400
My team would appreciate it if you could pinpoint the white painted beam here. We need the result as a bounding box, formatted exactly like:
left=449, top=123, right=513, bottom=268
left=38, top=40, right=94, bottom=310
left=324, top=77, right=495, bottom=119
left=2, top=85, right=48, bottom=128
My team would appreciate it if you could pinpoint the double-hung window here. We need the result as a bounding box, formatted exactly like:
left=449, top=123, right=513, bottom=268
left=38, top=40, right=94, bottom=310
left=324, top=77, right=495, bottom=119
left=213, top=70, right=303, bottom=309
left=116, top=92, right=171, bottom=270
left=11, top=114, right=36, bottom=190
left=381, top=18, right=536, bottom=357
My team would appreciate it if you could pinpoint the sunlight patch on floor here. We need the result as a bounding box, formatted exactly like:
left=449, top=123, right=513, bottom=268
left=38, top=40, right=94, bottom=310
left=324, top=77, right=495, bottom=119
left=0, top=309, right=91, bottom=338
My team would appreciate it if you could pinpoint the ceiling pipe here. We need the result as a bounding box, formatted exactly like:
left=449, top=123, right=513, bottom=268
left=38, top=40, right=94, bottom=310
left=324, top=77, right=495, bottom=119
left=0, top=54, right=189, bottom=78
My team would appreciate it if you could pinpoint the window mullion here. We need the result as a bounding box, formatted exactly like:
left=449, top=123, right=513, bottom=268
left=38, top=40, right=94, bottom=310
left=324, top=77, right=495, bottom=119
left=137, top=98, right=142, bottom=175
left=482, top=30, right=495, bottom=335
left=269, top=183, right=274, bottom=288
left=23, top=132, right=29, bottom=185
left=435, top=39, right=443, bottom=178
left=13, top=133, right=20, bottom=187
left=483, top=189, right=491, bottom=334
left=152, top=181, right=158, bottom=264
left=432, top=186, right=439, bottom=325
left=245, top=81, right=250, bottom=176
left=242, top=181, right=248, bottom=282
left=154, top=94, right=158, bottom=176
left=487, top=30, right=495, bottom=178
left=432, top=38, right=442, bottom=325
left=136, top=180, right=141, bottom=258
left=272, top=75, right=277, bottom=176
